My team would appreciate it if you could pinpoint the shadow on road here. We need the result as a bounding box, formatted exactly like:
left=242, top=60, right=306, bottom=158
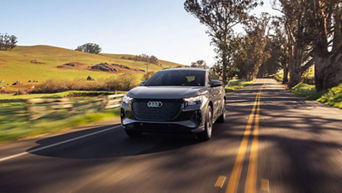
left=27, top=124, right=201, bottom=159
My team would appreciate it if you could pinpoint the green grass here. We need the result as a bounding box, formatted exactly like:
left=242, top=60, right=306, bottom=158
left=0, top=45, right=182, bottom=88
left=317, top=83, right=342, bottom=108
left=225, top=79, right=254, bottom=92
left=0, top=91, right=122, bottom=143
left=290, top=82, right=342, bottom=109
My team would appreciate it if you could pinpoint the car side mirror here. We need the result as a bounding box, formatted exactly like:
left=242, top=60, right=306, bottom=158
left=210, top=80, right=222, bottom=87
left=140, top=81, right=146, bottom=86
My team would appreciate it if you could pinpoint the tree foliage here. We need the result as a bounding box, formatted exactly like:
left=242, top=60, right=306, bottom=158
left=233, top=13, right=271, bottom=80
left=75, top=43, right=102, bottom=54
left=122, top=54, right=159, bottom=65
left=184, top=0, right=261, bottom=85
left=190, top=60, right=208, bottom=69
left=0, top=34, right=17, bottom=50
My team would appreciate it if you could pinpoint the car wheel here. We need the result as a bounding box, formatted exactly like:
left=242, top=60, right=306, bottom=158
left=217, top=102, right=226, bottom=123
left=197, top=106, right=213, bottom=141
left=125, top=129, right=142, bottom=138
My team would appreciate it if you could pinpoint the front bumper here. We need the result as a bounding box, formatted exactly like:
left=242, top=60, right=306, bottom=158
left=120, top=102, right=205, bottom=133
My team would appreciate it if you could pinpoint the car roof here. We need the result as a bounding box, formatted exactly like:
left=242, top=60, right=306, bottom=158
left=161, top=67, right=207, bottom=72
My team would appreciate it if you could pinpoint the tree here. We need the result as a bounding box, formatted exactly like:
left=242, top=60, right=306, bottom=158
left=305, top=0, right=342, bottom=91
left=190, top=60, right=208, bottom=68
left=0, top=34, right=17, bottom=50
left=274, top=0, right=313, bottom=88
left=75, top=43, right=101, bottom=54
left=9, top=35, right=17, bottom=49
left=274, top=0, right=341, bottom=90
left=227, top=13, right=271, bottom=80
left=269, top=18, right=291, bottom=83
left=184, top=0, right=260, bottom=85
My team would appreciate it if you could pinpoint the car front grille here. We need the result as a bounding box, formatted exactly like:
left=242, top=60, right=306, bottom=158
left=132, top=99, right=183, bottom=121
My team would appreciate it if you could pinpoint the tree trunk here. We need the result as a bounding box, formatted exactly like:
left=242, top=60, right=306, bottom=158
left=314, top=53, right=342, bottom=91
left=282, top=64, right=289, bottom=84
left=222, top=52, right=228, bottom=86
left=288, top=45, right=303, bottom=88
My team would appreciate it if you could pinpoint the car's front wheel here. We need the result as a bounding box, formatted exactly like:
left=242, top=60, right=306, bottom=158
left=197, top=106, right=213, bottom=141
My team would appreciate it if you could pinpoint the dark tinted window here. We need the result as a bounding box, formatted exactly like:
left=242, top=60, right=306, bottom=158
left=145, top=70, right=206, bottom=86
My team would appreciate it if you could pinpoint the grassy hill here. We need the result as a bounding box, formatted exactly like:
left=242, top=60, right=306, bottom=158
left=0, top=45, right=183, bottom=90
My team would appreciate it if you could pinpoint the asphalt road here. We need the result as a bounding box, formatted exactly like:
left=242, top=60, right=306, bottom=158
left=1, top=78, right=342, bottom=193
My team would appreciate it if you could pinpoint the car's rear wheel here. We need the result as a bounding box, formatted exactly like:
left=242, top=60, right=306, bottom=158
left=197, top=106, right=213, bottom=141
left=125, top=129, right=142, bottom=138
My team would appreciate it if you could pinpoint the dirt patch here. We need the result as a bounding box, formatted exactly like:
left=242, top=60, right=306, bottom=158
left=90, top=63, right=145, bottom=73
left=0, top=59, right=7, bottom=62
left=90, top=63, right=118, bottom=72
left=30, top=60, right=45, bottom=64
left=112, top=63, right=145, bottom=72
left=57, top=62, right=88, bottom=69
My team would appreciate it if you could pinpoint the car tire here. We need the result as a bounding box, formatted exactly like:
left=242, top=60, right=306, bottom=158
left=125, top=129, right=142, bottom=138
left=217, top=102, right=226, bottom=123
left=197, top=106, right=213, bottom=141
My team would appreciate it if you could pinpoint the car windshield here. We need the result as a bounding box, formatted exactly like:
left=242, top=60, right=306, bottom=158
left=144, top=70, right=206, bottom=86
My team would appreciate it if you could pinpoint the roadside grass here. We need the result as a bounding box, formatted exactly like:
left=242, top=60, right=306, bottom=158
left=290, top=83, right=326, bottom=100
left=0, top=90, right=125, bottom=100
left=225, top=79, right=254, bottom=92
left=0, top=91, right=123, bottom=143
left=290, top=82, right=342, bottom=109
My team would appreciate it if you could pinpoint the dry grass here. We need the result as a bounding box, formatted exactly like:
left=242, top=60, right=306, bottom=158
left=0, top=45, right=182, bottom=91
left=31, top=74, right=138, bottom=93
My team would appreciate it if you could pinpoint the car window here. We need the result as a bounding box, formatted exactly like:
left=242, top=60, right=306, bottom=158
left=145, top=70, right=205, bottom=86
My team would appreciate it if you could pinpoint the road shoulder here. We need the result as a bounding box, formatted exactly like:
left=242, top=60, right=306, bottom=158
left=0, top=118, right=121, bottom=160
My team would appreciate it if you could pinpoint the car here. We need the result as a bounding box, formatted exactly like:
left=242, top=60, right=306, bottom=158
left=120, top=68, right=226, bottom=140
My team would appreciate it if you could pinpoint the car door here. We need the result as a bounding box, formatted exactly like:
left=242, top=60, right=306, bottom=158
left=208, top=71, right=222, bottom=120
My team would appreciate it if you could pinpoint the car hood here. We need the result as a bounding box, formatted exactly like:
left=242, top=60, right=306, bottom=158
left=127, top=86, right=206, bottom=99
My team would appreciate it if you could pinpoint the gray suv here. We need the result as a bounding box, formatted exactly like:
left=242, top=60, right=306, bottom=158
left=120, top=68, right=225, bottom=140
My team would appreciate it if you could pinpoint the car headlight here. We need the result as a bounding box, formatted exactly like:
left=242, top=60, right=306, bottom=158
left=122, top=95, right=133, bottom=104
left=184, top=95, right=205, bottom=106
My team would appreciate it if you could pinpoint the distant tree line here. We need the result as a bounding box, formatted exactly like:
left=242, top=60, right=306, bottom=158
left=75, top=43, right=101, bottom=54
left=0, top=33, right=17, bottom=50
left=122, top=54, right=159, bottom=65
left=190, top=60, right=208, bottom=69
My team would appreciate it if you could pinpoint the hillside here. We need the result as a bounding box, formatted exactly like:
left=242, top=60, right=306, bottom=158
left=0, top=45, right=183, bottom=89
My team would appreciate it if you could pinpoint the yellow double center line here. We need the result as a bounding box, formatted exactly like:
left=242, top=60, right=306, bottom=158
left=226, top=84, right=264, bottom=193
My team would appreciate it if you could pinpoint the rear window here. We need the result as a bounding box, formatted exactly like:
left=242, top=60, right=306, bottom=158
left=144, top=70, right=206, bottom=86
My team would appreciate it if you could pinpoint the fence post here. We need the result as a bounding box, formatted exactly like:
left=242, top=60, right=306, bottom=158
left=27, top=100, right=34, bottom=121
left=102, top=95, right=109, bottom=110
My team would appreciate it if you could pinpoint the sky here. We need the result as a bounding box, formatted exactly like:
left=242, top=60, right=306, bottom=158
left=1, top=0, right=279, bottom=66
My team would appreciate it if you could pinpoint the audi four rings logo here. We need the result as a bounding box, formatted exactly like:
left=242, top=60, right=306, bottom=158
left=147, top=101, right=163, bottom=108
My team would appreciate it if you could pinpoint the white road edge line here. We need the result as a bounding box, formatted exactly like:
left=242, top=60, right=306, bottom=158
left=0, top=125, right=121, bottom=162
